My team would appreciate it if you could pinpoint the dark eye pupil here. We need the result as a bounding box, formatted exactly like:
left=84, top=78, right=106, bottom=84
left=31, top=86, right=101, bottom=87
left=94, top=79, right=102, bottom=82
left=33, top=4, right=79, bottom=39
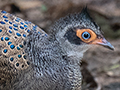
left=82, top=31, right=91, bottom=39
left=84, top=33, right=89, bottom=38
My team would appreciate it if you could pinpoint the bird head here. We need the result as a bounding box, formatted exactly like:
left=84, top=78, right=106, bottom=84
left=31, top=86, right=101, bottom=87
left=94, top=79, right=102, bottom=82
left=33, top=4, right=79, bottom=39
left=50, top=8, right=114, bottom=59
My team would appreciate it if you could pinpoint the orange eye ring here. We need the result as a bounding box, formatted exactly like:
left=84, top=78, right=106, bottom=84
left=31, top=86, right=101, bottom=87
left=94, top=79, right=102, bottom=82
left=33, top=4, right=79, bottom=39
left=76, top=29, right=97, bottom=43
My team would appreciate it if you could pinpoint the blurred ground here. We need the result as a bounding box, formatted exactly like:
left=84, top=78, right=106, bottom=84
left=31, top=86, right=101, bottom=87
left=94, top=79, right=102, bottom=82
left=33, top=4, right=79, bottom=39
left=0, top=0, right=120, bottom=90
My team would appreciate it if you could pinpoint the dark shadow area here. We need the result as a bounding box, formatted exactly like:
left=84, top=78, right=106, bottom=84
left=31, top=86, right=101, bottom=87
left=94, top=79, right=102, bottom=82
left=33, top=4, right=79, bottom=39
left=103, top=82, right=120, bottom=90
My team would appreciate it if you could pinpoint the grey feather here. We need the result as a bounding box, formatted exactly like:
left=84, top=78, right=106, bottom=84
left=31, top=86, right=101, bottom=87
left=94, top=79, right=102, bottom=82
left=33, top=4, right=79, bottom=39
left=0, top=9, right=102, bottom=90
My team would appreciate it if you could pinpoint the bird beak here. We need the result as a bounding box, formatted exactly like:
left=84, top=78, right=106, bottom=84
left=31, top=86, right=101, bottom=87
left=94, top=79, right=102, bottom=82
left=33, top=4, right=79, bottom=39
left=90, top=37, right=114, bottom=50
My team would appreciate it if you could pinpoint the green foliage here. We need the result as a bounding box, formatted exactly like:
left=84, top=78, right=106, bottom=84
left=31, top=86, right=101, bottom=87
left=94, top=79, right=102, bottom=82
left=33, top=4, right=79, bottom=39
left=41, top=4, right=48, bottom=12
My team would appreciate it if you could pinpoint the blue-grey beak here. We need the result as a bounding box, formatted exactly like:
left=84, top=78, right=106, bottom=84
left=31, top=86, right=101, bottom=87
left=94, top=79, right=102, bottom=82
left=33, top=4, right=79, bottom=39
left=90, top=37, right=114, bottom=50
left=96, top=38, right=114, bottom=50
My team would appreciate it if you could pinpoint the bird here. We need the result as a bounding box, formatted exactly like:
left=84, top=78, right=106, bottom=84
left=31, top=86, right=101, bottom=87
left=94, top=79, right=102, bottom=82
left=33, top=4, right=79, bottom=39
left=0, top=8, right=114, bottom=90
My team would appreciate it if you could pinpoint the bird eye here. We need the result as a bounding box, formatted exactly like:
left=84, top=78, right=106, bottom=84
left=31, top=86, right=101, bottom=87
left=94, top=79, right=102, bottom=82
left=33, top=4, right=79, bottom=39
left=82, top=31, right=91, bottom=40
left=76, top=29, right=97, bottom=43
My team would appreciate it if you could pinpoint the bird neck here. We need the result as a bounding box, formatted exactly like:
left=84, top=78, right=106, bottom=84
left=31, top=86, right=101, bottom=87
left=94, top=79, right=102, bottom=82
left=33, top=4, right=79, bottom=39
left=55, top=37, right=88, bottom=64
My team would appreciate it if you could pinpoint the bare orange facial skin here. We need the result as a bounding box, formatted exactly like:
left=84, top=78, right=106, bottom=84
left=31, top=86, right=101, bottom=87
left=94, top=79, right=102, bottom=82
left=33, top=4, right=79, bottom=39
left=76, top=29, right=114, bottom=50
left=76, top=29, right=97, bottom=44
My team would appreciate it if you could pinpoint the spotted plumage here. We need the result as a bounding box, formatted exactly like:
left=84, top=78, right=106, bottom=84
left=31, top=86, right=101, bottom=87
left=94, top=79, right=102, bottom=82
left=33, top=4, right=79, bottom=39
left=0, top=10, right=47, bottom=68
left=0, top=10, right=48, bottom=89
left=0, top=8, right=114, bottom=90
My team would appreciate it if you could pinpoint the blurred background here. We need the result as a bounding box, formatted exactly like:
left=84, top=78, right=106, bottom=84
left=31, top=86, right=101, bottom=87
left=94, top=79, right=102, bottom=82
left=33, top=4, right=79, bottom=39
left=0, top=0, right=120, bottom=90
